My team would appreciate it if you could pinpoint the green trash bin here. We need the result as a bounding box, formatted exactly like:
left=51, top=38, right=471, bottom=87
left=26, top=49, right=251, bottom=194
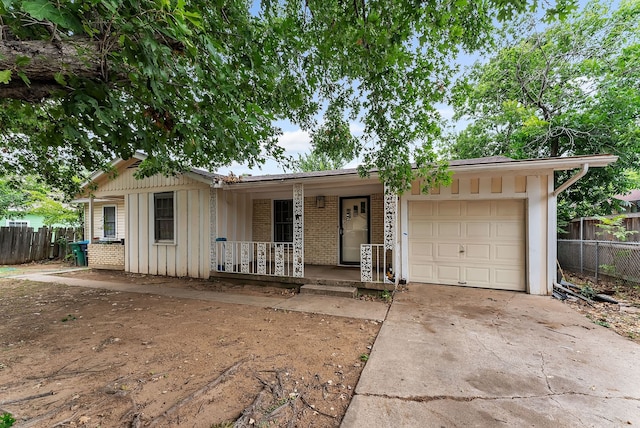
left=69, top=242, right=87, bottom=266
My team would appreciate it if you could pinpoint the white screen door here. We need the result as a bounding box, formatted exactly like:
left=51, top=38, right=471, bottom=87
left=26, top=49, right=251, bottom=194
left=340, top=197, right=369, bottom=264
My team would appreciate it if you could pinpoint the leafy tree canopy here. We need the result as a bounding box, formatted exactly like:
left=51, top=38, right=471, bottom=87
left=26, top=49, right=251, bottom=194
left=446, top=0, right=640, bottom=219
left=0, top=176, right=81, bottom=226
left=1, top=0, right=576, bottom=196
left=294, top=151, right=346, bottom=173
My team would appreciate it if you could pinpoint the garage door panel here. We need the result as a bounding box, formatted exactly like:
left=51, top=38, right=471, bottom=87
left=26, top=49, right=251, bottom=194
left=408, top=199, right=526, bottom=291
left=437, top=265, right=461, bottom=283
left=466, top=200, right=492, bottom=216
left=437, top=201, right=462, bottom=216
left=464, top=266, right=491, bottom=285
left=409, top=240, right=433, bottom=259
left=466, top=223, right=491, bottom=238
left=410, top=264, right=434, bottom=280
left=409, top=201, right=434, bottom=218
left=495, top=244, right=524, bottom=261
left=410, top=221, right=433, bottom=236
left=496, top=200, right=525, bottom=217
left=496, top=222, right=522, bottom=239
left=437, top=243, right=462, bottom=259
left=465, top=244, right=491, bottom=260
left=437, top=223, right=462, bottom=238
left=495, top=269, right=525, bottom=290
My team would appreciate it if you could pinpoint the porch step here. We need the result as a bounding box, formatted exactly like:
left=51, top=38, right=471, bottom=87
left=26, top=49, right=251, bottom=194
left=300, top=284, right=358, bottom=298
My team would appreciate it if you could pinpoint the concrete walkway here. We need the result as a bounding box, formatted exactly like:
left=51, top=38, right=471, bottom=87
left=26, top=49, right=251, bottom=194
left=10, top=270, right=388, bottom=321
left=342, top=283, right=640, bottom=427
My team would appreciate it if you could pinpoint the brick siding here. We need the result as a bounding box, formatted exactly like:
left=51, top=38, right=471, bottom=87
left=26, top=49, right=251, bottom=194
left=251, top=193, right=385, bottom=266
left=88, top=243, right=125, bottom=270
left=304, top=195, right=339, bottom=265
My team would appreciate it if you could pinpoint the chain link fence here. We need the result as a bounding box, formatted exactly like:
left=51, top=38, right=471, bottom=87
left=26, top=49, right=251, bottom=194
left=558, top=239, right=640, bottom=285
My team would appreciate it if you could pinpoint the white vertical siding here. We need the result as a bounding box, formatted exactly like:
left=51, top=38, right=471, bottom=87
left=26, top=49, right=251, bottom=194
left=126, top=188, right=210, bottom=279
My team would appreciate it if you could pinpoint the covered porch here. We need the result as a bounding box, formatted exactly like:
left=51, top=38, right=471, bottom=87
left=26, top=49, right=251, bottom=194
left=210, top=171, right=399, bottom=288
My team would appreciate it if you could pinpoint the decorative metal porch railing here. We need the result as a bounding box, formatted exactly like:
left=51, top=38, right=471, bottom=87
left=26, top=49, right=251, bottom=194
left=361, top=244, right=393, bottom=284
left=214, top=241, right=295, bottom=277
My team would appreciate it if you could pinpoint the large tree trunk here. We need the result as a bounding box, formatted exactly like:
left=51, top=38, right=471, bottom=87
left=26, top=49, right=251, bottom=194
left=0, top=39, right=103, bottom=101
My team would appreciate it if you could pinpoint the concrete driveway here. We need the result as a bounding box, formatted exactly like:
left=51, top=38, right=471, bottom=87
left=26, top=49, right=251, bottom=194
left=342, top=284, right=640, bottom=427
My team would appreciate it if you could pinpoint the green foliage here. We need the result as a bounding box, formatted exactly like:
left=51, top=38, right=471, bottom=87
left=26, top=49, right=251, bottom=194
left=580, top=284, right=596, bottom=299
left=0, top=412, right=15, bottom=428
left=447, top=0, right=640, bottom=218
left=359, top=353, right=369, bottom=362
left=294, top=151, right=346, bottom=173
left=1, top=0, right=576, bottom=195
left=596, top=215, right=638, bottom=242
left=595, top=215, right=637, bottom=278
left=0, top=177, right=30, bottom=219
left=0, top=176, right=80, bottom=226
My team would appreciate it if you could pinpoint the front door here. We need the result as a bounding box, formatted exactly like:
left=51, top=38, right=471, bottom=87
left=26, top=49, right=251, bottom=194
left=340, top=197, right=370, bottom=264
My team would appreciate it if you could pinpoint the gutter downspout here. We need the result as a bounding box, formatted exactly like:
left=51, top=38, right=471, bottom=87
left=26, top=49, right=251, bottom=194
left=552, top=162, right=589, bottom=294
left=553, top=163, right=589, bottom=196
left=89, top=195, right=94, bottom=243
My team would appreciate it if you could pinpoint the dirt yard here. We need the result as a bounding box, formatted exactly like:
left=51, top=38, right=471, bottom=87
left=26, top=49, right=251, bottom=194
left=0, top=269, right=381, bottom=427
left=562, top=273, right=640, bottom=344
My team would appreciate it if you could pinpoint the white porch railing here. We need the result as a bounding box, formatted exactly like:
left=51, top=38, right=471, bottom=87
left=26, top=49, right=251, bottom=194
left=214, top=241, right=294, bottom=277
left=361, top=244, right=393, bottom=284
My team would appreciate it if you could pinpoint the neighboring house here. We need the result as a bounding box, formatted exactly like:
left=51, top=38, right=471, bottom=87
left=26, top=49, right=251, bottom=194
left=74, top=152, right=616, bottom=295
left=615, top=189, right=640, bottom=213
left=1, top=212, right=68, bottom=229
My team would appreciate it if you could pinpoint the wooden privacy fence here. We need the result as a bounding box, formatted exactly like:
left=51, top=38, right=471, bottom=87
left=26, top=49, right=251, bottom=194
left=0, top=227, right=83, bottom=265
left=561, top=213, right=640, bottom=242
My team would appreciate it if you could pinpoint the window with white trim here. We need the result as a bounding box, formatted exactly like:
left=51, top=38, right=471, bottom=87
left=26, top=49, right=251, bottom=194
left=7, top=220, right=29, bottom=227
left=103, top=206, right=116, bottom=238
left=154, top=192, right=174, bottom=242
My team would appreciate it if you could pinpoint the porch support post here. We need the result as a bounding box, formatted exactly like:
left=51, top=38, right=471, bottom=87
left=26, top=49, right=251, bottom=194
left=293, top=183, right=304, bottom=277
left=89, top=195, right=94, bottom=243
left=384, top=185, right=398, bottom=286
left=209, top=187, right=217, bottom=272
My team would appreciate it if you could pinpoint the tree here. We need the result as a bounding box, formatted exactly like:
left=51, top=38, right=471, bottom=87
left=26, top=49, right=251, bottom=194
left=1, top=0, right=576, bottom=196
left=0, top=177, right=29, bottom=219
left=294, top=151, right=346, bottom=173
left=446, top=0, right=640, bottom=219
left=0, top=176, right=80, bottom=226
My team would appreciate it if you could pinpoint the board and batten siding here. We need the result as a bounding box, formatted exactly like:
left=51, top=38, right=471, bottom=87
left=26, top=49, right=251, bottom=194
left=97, top=164, right=201, bottom=193
left=125, top=188, right=211, bottom=279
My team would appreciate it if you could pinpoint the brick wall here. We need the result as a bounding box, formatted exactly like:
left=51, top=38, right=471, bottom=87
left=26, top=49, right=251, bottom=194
left=88, top=243, right=125, bottom=270
left=304, top=195, right=339, bottom=265
left=252, top=199, right=272, bottom=242
left=370, top=193, right=384, bottom=245
left=251, top=194, right=384, bottom=266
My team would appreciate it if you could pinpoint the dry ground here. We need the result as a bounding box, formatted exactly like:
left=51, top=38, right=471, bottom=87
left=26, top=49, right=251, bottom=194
left=0, top=269, right=381, bottom=428
left=562, top=273, right=640, bottom=344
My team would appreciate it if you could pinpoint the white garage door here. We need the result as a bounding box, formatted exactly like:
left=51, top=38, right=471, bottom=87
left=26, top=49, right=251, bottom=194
left=408, top=200, right=526, bottom=291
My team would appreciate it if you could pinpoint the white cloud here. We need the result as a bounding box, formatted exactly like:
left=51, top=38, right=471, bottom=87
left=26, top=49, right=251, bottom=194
left=437, top=106, right=455, bottom=120
left=278, top=129, right=312, bottom=155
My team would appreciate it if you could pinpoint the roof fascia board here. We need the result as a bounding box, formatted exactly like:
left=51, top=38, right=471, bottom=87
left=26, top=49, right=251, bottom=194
left=222, top=155, right=617, bottom=189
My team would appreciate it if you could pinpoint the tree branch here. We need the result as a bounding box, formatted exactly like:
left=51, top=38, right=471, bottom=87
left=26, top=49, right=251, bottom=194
left=0, top=39, right=103, bottom=101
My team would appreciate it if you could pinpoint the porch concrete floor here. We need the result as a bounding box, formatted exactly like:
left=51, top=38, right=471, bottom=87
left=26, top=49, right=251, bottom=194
left=303, top=264, right=362, bottom=282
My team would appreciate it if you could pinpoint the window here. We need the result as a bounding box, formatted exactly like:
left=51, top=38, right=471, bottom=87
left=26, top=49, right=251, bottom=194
left=274, top=199, right=293, bottom=242
left=103, top=206, right=116, bottom=238
left=7, top=220, right=29, bottom=227
left=154, top=192, right=174, bottom=241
